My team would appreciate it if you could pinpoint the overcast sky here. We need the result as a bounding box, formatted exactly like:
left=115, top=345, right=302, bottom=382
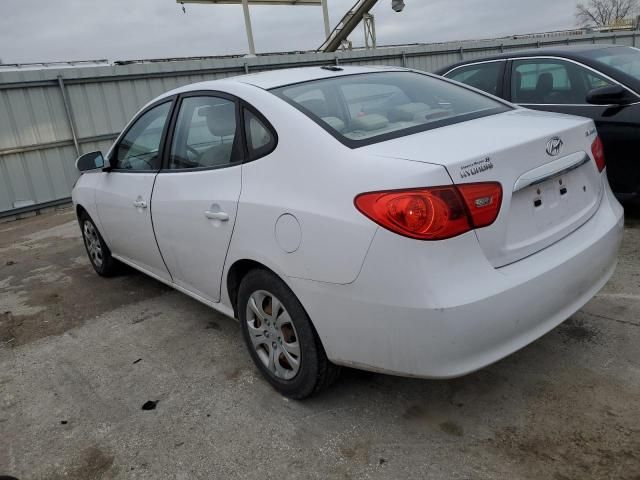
left=1, top=0, right=579, bottom=64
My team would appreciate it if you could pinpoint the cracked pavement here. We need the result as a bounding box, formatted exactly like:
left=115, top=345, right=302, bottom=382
left=1, top=205, right=639, bottom=479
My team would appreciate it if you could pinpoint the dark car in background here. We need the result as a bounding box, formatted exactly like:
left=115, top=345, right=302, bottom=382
left=436, top=45, right=640, bottom=201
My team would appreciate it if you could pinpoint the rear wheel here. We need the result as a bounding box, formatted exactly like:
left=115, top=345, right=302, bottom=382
left=79, top=212, right=119, bottom=277
left=238, top=269, right=340, bottom=399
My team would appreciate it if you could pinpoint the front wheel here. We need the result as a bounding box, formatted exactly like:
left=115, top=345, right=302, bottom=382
left=238, top=269, right=340, bottom=399
left=79, top=212, right=119, bottom=277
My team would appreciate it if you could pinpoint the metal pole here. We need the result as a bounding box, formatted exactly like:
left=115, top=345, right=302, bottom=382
left=319, top=0, right=379, bottom=52
left=321, top=0, right=330, bottom=40
left=241, top=0, right=256, bottom=55
left=364, top=14, right=372, bottom=48
left=57, top=75, right=80, bottom=156
left=365, top=13, right=376, bottom=49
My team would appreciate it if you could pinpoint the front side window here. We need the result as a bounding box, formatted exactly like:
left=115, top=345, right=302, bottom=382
left=272, top=71, right=510, bottom=146
left=511, top=59, right=613, bottom=105
left=114, top=102, right=171, bottom=170
left=446, top=61, right=505, bottom=96
left=169, top=96, right=239, bottom=170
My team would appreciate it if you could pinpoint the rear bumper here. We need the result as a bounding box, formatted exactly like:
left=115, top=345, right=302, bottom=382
left=289, top=183, right=624, bottom=378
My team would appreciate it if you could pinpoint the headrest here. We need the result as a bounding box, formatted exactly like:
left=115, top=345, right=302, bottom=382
left=536, top=73, right=554, bottom=94
left=198, top=103, right=236, bottom=137
left=299, top=98, right=329, bottom=117
left=322, top=116, right=346, bottom=132
left=513, top=71, right=522, bottom=93
left=350, top=114, right=389, bottom=132
left=388, top=103, right=429, bottom=122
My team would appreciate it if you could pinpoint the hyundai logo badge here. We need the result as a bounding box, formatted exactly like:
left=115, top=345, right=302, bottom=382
left=546, top=137, right=563, bottom=156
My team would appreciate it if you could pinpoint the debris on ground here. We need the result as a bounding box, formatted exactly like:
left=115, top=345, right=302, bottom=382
left=141, top=400, right=158, bottom=411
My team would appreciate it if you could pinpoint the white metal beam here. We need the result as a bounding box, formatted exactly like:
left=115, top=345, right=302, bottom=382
left=180, top=1, right=322, bottom=5
left=179, top=0, right=330, bottom=53
left=363, top=13, right=376, bottom=49
left=321, top=0, right=330, bottom=39
left=241, top=0, right=256, bottom=55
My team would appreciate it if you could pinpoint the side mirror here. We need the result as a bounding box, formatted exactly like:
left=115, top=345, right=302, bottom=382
left=76, top=151, right=105, bottom=172
left=586, top=85, right=633, bottom=106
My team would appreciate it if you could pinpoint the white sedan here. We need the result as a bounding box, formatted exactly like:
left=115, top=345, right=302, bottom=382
left=72, top=66, right=623, bottom=398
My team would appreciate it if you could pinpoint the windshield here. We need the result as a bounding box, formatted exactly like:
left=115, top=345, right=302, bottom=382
left=271, top=71, right=510, bottom=147
left=583, top=46, right=640, bottom=82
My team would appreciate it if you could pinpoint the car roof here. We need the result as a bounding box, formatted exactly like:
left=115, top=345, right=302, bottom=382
left=433, top=44, right=640, bottom=92
left=434, top=44, right=623, bottom=73
left=232, top=65, right=409, bottom=89
left=153, top=65, right=410, bottom=105
left=155, top=65, right=411, bottom=103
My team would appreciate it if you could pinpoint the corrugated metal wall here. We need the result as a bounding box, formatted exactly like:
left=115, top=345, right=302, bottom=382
left=0, top=31, right=637, bottom=216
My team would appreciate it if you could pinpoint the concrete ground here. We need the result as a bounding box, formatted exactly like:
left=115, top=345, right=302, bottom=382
left=1, top=205, right=639, bottom=480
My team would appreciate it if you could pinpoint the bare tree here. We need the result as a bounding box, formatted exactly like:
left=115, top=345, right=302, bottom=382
left=576, top=0, right=639, bottom=26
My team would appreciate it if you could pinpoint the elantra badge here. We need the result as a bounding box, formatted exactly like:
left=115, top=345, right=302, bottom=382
left=460, top=157, right=494, bottom=179
left=546, top=137, right=563, bottom=156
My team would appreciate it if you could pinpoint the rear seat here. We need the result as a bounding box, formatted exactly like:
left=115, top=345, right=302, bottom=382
left=388, top=102, right=430, bottom=122
left=388, top=102, right=451, bottom=123
left=350, top=114, right=389, bottom=132
left=321, top=116, right=346, bottom=132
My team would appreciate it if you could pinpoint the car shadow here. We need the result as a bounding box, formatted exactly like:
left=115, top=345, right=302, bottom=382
left=623, top=199, right=640, bottom=224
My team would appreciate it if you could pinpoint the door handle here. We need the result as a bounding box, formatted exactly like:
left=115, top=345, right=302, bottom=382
left=133, top=200, right=148, bottom=209
left=204, top=210, right=229, bottom=221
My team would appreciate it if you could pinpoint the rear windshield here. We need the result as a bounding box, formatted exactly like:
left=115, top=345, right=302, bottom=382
left=582, top=46, right=640, bottom=82
left=271, top=71, right=510, bottom=147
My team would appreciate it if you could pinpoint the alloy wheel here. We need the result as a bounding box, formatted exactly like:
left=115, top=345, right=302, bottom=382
left=83, top=221, right=103, bottom=268
left=245, top=290, right=301, bottom=380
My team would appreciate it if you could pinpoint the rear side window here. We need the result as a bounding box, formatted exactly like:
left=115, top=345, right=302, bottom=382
left=511, top=59, right=614, bottom=105
left=272, top=71, right=510, bottom=147
left=169, top=96, right=240, bottom=170
left=446, top=61, right=505, bottom=96
left=244, top=109, right=276, bottom=159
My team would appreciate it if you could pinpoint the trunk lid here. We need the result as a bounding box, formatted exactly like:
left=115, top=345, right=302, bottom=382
left=361, top=108, right=604, bottom=267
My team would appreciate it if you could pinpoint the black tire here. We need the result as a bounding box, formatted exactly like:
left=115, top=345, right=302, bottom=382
left=238, top=269, right=340, bottom=399
left=79, top=211, right=119, bottom=277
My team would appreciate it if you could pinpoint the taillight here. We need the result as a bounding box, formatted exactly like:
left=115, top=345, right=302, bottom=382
left=457, top=183, right=503, bottom=228
left=591, top=136, right=606, bottom=172
left=354, top=182, right=502, bottom=240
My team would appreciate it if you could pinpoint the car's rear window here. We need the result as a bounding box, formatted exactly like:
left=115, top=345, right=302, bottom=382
left=271, top=71, right=510, bottom=147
